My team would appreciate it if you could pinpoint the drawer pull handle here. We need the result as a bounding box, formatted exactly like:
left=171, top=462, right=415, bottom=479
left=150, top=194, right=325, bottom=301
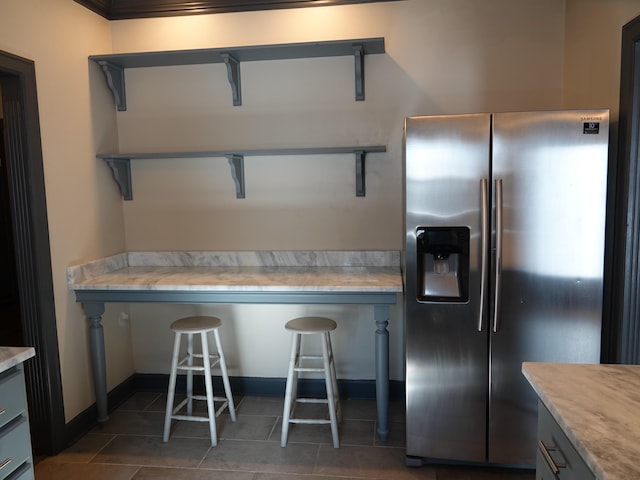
left=0, top=458, right=11, bottom=470
left=0, top=408, right=5, bottom=415
left=538, top=440, right=566, bottom=475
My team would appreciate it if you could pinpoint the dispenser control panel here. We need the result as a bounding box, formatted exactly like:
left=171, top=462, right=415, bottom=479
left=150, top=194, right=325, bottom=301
left=416, top=227, right=470, bottom=303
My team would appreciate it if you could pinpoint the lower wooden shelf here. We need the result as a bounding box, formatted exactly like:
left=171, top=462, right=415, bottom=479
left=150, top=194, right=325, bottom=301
left=98, top=145, right=386, bottom=199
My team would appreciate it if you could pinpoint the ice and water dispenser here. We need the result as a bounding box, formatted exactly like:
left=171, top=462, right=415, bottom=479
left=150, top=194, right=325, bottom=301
left=416, top=227, right=470, bottom=302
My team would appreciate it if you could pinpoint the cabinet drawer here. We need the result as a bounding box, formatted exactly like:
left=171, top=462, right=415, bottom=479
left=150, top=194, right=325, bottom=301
left=4, top=463, right=33, bottom=480
left=0, top=419, right=32, bottom=480
left=0, top=370, right=27, bottom=430
left=537, top=402, right=594, bottom=480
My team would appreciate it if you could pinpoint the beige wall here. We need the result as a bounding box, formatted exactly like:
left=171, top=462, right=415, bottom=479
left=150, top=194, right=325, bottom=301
left=2, top=0, right=640, bottom=424
left=0, top=0, right=132, bottom=422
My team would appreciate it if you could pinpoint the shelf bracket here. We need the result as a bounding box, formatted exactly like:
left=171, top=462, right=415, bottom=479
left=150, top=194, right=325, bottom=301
left=96, top=60, right=127, bottom=111
left=225, top=154, right=245, bottom=198
left=355, top=150, right=366, bottom=197
left=221, top=53, right=242, bottom=106
left=103, top=158, right=132, bottom=200
left=353, top=45, right=365, bottom=101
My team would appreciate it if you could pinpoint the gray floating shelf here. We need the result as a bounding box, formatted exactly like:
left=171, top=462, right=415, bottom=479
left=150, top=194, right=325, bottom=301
left=98, top=146, right=386, bottom=200
left=90, top=38, right=385, bottom=110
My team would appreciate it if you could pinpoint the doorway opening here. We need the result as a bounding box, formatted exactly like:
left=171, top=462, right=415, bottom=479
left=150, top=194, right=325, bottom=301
left=0, top=116, right=23, bottom=346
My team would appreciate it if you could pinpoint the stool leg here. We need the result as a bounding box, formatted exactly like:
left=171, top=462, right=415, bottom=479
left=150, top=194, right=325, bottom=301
left=281, top=332, right=301, bottom=447
left=326, top=331, right=341, bottom=422
left=186, top=333, right=194, bottom=416
left=213, top=329, right=236, bottom=422
left=201, top=332, right=218, bottom=447
left=163, top=332, right=182, bottom=442
left=291, top=335, right=301, bottom=406
left=322, top=332, right=340, bottom=448
left=289, top=334, right=301, bottom=414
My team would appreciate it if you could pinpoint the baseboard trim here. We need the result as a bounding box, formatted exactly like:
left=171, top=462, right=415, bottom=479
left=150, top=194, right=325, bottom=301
left=64, top=374, right=404, bottom=447
left=132, top=373, right=405, bottom=400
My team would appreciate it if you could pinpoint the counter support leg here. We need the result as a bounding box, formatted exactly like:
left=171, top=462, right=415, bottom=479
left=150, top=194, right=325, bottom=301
left=374, top=305, right=390, bottom=441
left=83, top=302, right=109, bottom=424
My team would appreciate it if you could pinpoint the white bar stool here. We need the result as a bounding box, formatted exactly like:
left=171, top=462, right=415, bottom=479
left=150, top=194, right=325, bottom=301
left=281, top=316, right=341, bottom=448
left=162, top=315, right=236, bottom=446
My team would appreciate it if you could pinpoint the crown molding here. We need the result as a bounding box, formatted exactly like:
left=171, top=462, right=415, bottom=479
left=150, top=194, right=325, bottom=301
left=75, top=0, right=111, bottom=17
left=74, top=0, right=402, bottom=20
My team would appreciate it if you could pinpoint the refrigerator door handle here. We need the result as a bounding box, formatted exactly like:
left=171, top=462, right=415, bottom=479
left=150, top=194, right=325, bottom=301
left=478, top=178, right=489, bottom=332
left=493, top=178, right=503, bottom=333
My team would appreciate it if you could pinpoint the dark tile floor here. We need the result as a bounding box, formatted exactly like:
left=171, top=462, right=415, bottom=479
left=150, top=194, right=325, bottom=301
left=35, top=392, right=535, bottom=480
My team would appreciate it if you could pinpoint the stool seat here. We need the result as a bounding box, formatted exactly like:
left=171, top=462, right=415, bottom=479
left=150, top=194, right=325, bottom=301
left=285, top=317, right=337, bottom=333
left=171, top=315, right=222, bottom=333
left=281, top=316, right=341, bottom=448
left=163, top=315, right=236, bottom=447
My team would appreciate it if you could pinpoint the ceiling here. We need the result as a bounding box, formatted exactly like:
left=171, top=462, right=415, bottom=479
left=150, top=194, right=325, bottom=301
left=74, top=0, right=400, bottom=20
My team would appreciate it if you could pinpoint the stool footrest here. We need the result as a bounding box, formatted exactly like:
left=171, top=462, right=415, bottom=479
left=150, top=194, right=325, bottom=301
left=294, top=367, right=325, bottom=372
left=171, top=414, right=211, bottom=422
left=177, top=355, right=221, bottom=372
left=176, top=365, right=217, bottom=372
left=296, top=398, right=328, bottom=404
left=173, top=396, right=230, bottom=417
left=289, top=418, right=331, bottom=425
left=191, top=395, right=229, bottom=403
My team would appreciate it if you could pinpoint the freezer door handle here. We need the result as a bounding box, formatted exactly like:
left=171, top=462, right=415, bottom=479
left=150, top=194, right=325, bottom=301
left=493, top=178, right=503, bottom=333
left=478, top=178, right=489, bottom=332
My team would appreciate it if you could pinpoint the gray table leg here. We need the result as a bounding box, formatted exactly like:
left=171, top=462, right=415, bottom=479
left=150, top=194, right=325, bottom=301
left=374, top=305, right=390, bottom=441
left=83, top=302, right=109, bottom=424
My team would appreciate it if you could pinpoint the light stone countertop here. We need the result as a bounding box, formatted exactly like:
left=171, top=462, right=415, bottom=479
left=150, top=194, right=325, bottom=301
left=0, top=346, right=35, bottom=374
left=67, top=251, right=403, bottom=293
left=522, top=362, right=640, bottom=480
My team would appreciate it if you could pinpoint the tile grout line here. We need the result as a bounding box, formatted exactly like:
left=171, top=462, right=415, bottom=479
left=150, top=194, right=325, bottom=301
left=87, top=432, right=119, bottom=464
left=196, top=444, right=213, bottom=469
left=266, top=414, right=281, bottom=442
left=127, top=465, right=142, bottom=480
left=313, top=441, right=323, bottom=476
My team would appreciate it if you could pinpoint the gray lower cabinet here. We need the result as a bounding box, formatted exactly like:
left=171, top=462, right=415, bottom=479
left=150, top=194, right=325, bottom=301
left=536, top=402, right=594, bottom=480
left=0, top=365, right=34, bottom=480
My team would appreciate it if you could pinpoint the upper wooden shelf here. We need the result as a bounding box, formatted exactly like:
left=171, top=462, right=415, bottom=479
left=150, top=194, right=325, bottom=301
left=90, top=37, right=386, bottom=110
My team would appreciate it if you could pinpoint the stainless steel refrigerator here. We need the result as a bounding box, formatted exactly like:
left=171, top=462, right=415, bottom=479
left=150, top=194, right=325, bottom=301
left=403, top=110, right=609, bottom=467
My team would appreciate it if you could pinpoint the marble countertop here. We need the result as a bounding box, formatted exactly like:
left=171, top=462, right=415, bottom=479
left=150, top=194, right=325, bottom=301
left=0, top=347, right=35, bottom=374
left=67, top=251, right=403, bottom=293
left=522, top=362, right=640, bottom=480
